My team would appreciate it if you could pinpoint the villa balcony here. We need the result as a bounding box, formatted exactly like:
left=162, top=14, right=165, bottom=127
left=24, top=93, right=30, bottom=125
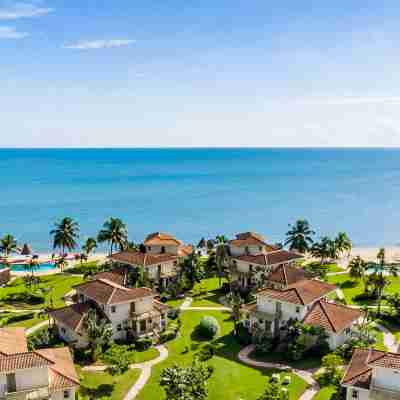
left=0, top=386, right=49, bottom=400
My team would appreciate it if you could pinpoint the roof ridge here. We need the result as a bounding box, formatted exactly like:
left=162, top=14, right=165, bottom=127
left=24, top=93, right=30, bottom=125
left=317, top=300, right=337, bottom=333
left=291, top=287, right=305, bottom=305
left=50, top=365, right=80, bottom=385
left=342, top=349, right=370, bottom=384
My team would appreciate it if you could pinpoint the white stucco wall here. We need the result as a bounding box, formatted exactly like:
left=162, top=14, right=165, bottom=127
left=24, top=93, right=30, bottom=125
left=344, top=385, right=370, bottom=400
left=51, top=387, right=76, bottom=400
left=372, top=367, right=400, bottom=392
left=56, top=321, right=89, bottom=348
left=146, top=244, right=178, bottom=255
left=16, top=367, right=49, bottom=391
left=230, top=244, right=266, bottom=257
left=145, top=261, right=177, bottom=280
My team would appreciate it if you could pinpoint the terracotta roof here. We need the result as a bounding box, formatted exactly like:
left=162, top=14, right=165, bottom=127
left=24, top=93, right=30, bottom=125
left=49, top=302, right=92, bottom=333
left=93, top=271, right=125, bottom=286
left=178, top=244, right=193, bottom=257
left=303, top=300, right=363, bottom=333
left=109, top=250, right=178, bottom=267
left=342, top=348, right=400, bottom=389
left=258, top=279, right=336, bottom=305
left=268, top=264, right=307, bottom=285
left=229, top=232, right=277, bottom=249
left=144, top=232, right=182, bottom=246
left=0, top=327, right=28, bottom=355
left=37, top=347, right=79, bottom=390
left=233, top=250, right=303, bottom=266
left=0, top=351, right=53, bottom=372
left=74, top=278, right=153, bottom=305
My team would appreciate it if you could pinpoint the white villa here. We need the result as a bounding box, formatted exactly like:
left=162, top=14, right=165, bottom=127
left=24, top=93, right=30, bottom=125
left=342, top=349, right=400, bottom=400
left=0, top=327, right=79, bottom=400
left=228, top=232, right=303, bottom=289
left=109, top=232, right=193, bottom=289
left=50, top=275, right=169, bottom=348
left=242, top=264, right=363, bottom=349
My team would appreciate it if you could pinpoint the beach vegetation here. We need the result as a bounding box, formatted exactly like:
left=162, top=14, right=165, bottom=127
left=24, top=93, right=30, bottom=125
left=50, top=217, right=79, bottom=255
left=285, top=220, right=315, bottom=253
left=81, top=237, right=97, bottom=260
left=97, top=217, right=128, bottom=255
left=0, top=234, right=18, bottom=257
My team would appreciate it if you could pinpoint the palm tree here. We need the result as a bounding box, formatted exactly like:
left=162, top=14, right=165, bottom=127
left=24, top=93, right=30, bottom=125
left=85, top=309, right=113, bottom=361
left=54, top=255, right=68, bottom=272
left=311, top=237, right=334, bottom=264
left=227, top=292, right=243, bottom=335
left=97, top=218, right=128, bottom=255
left=284, top=220, right=315, bottom=253
left=349, top=256, right=367, bottom=286
left=50, top=217, right=79, bottom=255
left=82, top=237, right=97, bottom=258
left=215, top=235, right=228, bottom=287
left=335, top=232, right=352, bottom=257
left=0, top=234, right=18, bottom=257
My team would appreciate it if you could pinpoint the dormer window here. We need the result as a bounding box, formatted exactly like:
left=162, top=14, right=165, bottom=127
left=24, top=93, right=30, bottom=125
left=111, top=305, right=116, bottom=313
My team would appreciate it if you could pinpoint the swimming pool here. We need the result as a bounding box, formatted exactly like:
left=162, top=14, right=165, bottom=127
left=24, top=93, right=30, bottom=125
left=0, top=262, right=57, bottom=272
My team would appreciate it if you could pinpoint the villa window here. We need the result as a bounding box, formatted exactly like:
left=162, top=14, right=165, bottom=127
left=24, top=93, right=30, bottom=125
left=117, top=324, right=122, bottom=331
left=148, top=246, right=151, bottom=251
left=352, top=390, right=358, bottom=399
left=63, top=390, right=70, bottom=399
left=296, top=306, right=300, bottom=313
left=259, top=246, right=262, bottom=251
left=161, top=246, right=166, bottom=253
left=249, top=264, right=253, bottom=272
left=173, top=261, right=177, bottom=266
left=61, top=327, right=66, bottom=334
left=111, top=306, right=116, bottom=313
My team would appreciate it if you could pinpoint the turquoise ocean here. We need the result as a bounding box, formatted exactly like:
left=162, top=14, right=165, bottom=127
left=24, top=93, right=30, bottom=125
left=0, top=148, right=399, bottom=252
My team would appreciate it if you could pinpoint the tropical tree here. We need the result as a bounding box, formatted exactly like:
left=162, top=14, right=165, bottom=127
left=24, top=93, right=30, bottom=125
left=349, top=256, right=367, bottom=285
left=227, top=292, right=243, bottom=335
left=311, top=237, right=336, bottom=264
left=0, top=234, right=18, bottom=257
left=50, top=217, right=79, bottom=255
left=215, top=235, right=228, bottom=287
left=85, top=309, right=113, bottom=361
left=160, top=360, right=213, bottom=400
left=284, top=220, right=315, bottom=253
left=257, top=376, right=289, bottom=400
left=97, top=217, right=128, bottom=255
left=387, top=293, right=400, bottom=317
left=54, top=255, right=68, bottom=272
left=335, top=232, right=352, bottom=257
left=82, top=237, right=97, bottom=258
left=103, top=344, right=131, bottom=376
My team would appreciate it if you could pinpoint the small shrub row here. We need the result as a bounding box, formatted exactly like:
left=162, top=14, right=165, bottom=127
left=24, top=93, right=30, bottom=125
left=160, top=321, right=180, bottom=343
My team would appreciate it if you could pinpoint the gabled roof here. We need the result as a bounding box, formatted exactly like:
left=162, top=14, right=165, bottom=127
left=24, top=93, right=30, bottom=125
left=109, top=250, right=178, bottom=267
left=74, top=278, right=153, bottom=305
left=144, top=232, right=182, bottom=246
left=233, top=250, right=303, bottom=266
left=268, top=264, right=307, bottom=285
left=229, top=232, right=277, bottom=250
left=178, top=244, right=193, bottom=257
left=49, top=302, right=92, bottom=334
left=93, top=271, right=125, bottom=286
left=303, top=300, right=363, bottom=333
left=342, top=349, right=400, bottom=389
left=0, top=327, right=28, bottom=354
left=0, top=351, right=54, bottom=372
left=258, top=279, right=336, bottom=305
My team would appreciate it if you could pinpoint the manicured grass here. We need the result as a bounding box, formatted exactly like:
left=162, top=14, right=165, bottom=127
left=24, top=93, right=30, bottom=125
left=136, top=310, right=308, bottom=400
left=327, top=273, right=400, bottom=305
left=312, top=386, right=337, bottom=400
left=0, top=273, right=84, bottom=310
left=373, top=328, right=387, bottom=351
left=191, top=277, right=226, bottom=307
left=249, top=350, right=322, bottom=370
left=78, top=367, right=141, bottom=400
left=325, top=263, right=345, bottom=273
left=7, top=315, right=44, bottom=329
left=165, top=298, right=185, bottom=308
left=133, top=347, right=160, bottom=363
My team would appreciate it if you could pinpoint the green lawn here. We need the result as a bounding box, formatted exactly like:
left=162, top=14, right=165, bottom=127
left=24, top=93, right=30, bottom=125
left=312, top=386, right=337, bottom=400
left=132, top=347, right=160, bottom=363
left=136, top=310, right=308, bottom=400
left=0, top=273, right=84, bottom=310
left=78, top=368, right=141, bottom=400
left=373, top=328, right=387, bottom=351
left=191, top=277, right=226, bottom=307
left=165, top=298, right=185, bottom=308
left=375, top=318, right=400, bottom=343
left=327, top=273, right=400, bottom=306
left=7, top=315, right=44, bottom=329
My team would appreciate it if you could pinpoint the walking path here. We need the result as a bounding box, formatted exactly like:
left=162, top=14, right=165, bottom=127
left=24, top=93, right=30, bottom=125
left=180, top=297, right=193, bottom=310
left=238, top=345, right=320, bottom=400
left=82, top=345, right=168, bottom=400
left=375, top=323, right=398, bottom=352
left=26, top=319, right=49, bottom=335
left=179, top=296, right=231, bottom=312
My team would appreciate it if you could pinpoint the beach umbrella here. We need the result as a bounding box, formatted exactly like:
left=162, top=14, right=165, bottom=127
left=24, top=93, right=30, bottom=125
left=21, top=243, right=32, bottom=256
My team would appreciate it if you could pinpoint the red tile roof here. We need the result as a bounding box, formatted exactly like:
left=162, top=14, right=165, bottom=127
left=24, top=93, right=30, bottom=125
left=144, top=232, right=182, bottom=246
left=178, top=244, right=193, bottom=257
left=258, top=279, right=336, bottom=305
left=49, top=302, right=92, bottom=333
left=229, top=232, right=277, bottom=249
left=93, top=271, right=125, bottom=286
left=0, top=351, right=53, bottom=373
left=109, top=250, right=178, bottom=267
left=268, top=264, right=307, bottom=286
left=303, top=300, right=363, bottom=333
left=0, top=327, right=28, bottom=355
left=233, top=250, right=303, bottom=266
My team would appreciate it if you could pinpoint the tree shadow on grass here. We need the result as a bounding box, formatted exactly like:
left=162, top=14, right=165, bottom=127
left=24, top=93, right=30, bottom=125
left=339, top=280, right=358, bottom=289
left=79, top=383, right=114, bottom=398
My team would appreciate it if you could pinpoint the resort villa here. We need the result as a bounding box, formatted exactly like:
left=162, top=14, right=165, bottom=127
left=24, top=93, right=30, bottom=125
left=342, top=349, right=400, bottom=400
left=50, top=275, right=169, bottom=348
left=227, top=232, right=304, bottom=289
left=109, top=232, right=193, bottom=289
left=242, top=263, right=364, bottom=350
left=0, top=327, right=79, bottom=400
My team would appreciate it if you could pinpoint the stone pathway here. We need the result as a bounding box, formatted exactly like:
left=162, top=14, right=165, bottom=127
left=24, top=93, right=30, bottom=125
left=180, top=297, right=193, bottom=310
left=81, top=345, right=168, bottom=400
left=238, top=345, right=320, bottom=400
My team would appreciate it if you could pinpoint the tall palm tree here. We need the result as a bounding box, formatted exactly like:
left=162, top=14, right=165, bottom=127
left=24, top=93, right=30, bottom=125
left=0, top=234, right=18, bottom=257
left=349, top=256, right=367, bottom=286
left=97, top=217, right=128, bottom=255
left=227, top=292, right=243, bottom=335
left=50, top=217, right=79, bottom=255
left=54, top=255, right=68, bottom=272
left=284, top=220, right=315, bottom=253
left=311, top=237, right=334, bottom=264
left=82, top=237, right=97, bottom=257
left=215, top=235, right=228, bottom=287
left=335, top=232, right=352, bottom=257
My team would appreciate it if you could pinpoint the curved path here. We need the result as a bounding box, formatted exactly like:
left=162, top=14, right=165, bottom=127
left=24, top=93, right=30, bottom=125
left=238, top=345, right=320, bottom=400
left=82, top=345, right=168, bottom=400
left=179, top=296, right=231, bottom=312
left=375, top=323, right=398, bottom=352
left=26, top=319, right=49, bottom=335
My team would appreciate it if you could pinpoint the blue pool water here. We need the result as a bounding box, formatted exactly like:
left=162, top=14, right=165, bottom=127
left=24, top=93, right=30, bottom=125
left=0, top=148, right=400, bottom=251
left=0, top=263, right=57, bottom=272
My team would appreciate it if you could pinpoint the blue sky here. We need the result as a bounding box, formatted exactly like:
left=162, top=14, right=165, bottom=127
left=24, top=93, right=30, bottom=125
left=1, top=0, right=400, bottom=147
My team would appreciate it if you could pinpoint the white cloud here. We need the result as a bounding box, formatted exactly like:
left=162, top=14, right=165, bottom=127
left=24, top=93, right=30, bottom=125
left=64, top=39, right=135, bottom=50
left=0, top=25, right=28, bottom=38
left=0, top=2, right=53, bottom=20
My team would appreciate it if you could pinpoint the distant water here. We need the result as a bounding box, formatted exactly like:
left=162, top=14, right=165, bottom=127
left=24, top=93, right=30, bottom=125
left=1, top=148, right=400, bottom=252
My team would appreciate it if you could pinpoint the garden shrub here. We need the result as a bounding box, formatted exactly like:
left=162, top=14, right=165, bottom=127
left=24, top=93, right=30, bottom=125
left=197, top=316, right=220, bottom=339
left=5, top=291, right=44, bottom=305
left=168, top=308, right=180, bottom=320
left=2, top=311, right=36, bottom=325
left=196, top=343, right=215, bottom=361
left=159, top=292, right=169, bottom=303
left=135, top=336, right=152, bottom=351
left=236, top=324, right=252, bottom=345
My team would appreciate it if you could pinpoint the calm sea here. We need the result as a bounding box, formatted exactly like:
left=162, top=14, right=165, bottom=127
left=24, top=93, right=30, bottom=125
left=0, top=148, right=399, bottom=252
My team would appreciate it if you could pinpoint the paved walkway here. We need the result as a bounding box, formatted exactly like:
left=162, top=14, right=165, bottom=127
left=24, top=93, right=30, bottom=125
left=375, top=323, right=398, bottom=352
left=180, top=297, right=193, bottom=310
left=179, top=296, right=231, bottom=312
left=81, top=345, right=168, bottom=400
left=238, top=345, right=320, bottom=400
left=26, top=319, right=49, bottom=335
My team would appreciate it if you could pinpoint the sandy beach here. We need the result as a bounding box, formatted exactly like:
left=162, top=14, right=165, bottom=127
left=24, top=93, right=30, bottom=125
left=350, top=246, right=400, bottom=263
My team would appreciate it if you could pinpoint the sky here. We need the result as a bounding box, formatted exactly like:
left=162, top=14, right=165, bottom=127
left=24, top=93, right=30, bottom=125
left=1, top=0, right=400, bottom=147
